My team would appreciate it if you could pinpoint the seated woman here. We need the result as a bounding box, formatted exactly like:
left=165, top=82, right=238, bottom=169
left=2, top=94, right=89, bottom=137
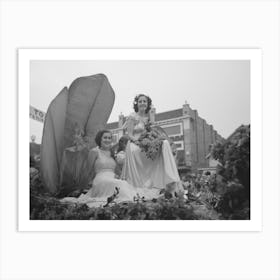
left=121, top=94, right=182, bottom=198
left=61, top=130, right=136, bottom=207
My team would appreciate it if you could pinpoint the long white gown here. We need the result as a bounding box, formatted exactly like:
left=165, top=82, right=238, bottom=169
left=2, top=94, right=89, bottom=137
left=61, top=147, right=136, bottom=207
left=121, top=112, right=182, bottom=199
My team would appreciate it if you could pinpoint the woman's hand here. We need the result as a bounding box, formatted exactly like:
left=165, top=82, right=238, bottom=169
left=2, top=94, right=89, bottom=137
left=116, top=151, right=126, bottom=165
left=128, top=135, right=138, bottom=142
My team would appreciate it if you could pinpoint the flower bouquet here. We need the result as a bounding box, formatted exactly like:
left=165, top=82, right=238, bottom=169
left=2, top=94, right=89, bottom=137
left=115, top=151, right=126, bottom=165
left=135, top=121, right=167, bottom=160
left=72, top=123, right=89, bottom=151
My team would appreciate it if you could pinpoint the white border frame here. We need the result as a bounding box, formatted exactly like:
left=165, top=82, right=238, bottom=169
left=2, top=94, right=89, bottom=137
left=19, top=48, right=262, bottom=232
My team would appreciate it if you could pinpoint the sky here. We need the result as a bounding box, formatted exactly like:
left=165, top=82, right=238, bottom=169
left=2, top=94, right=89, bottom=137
left=30, top=60, right=250, bottom=142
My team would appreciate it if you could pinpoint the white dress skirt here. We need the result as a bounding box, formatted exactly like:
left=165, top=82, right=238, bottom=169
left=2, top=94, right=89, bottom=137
left=121, top=140, right=181, bottom=199
left=61, top=148, right=136, bottom=207
left=121, top=112, right=182, bottom=199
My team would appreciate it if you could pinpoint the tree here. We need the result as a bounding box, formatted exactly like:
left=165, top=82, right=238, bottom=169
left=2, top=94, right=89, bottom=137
left=211, top=125, right=250, bottom=219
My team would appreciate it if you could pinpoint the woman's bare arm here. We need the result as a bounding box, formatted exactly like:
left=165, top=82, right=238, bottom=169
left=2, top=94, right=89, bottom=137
left=87, top=148, right=98, bottom=180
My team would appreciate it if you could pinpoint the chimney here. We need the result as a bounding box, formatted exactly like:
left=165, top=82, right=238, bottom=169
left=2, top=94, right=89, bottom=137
left=183, top=100, right=190, bottom=116
left=118, top=112, right=124, bottom=128
left=149, top=106, right=156, bottom=123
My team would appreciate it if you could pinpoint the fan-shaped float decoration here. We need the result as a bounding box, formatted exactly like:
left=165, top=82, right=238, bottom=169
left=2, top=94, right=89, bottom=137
left=40, top=87, right=68, bottom=193
left=40, top=74, right=115, bottom=194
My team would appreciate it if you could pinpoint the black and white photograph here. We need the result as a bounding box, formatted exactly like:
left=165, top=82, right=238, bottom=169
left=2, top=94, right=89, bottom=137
left=2, top=1, right=280, bottom=280
left=21, top=49, right=261, bottom=229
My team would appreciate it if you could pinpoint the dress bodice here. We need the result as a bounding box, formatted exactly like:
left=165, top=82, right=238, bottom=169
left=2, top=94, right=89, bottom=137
left=94, top=148, right=116, bottom=174
left=124, top=112, right=148, bottom=140
left=133, top=120, right=146, bottom=139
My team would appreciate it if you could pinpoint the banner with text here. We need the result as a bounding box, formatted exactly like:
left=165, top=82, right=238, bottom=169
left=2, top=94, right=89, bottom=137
left=30, top=105, right=45, bottom=123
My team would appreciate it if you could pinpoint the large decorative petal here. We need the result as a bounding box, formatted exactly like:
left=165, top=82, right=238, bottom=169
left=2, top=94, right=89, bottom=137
left=40, top=87, right=68, bottom=193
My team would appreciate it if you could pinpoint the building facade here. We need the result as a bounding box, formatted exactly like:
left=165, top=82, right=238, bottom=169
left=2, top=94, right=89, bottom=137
left=106, top=101, right=223, bottom=175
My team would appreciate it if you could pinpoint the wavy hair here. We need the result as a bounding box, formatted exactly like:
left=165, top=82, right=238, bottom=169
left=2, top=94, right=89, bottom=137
left=117, top=135, right=130, bottom=153
left=95, top=130, right=115, bottom=159
left=133, top=94, right=152, bottom=114
left=95, top=130, right=112, bottom=147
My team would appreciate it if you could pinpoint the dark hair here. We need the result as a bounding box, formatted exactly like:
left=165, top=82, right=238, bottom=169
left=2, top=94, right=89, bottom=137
left=95, top=130, right=115, bottom=159
left=117, top=135, right=129, bottom=153
left=133, top=94, right=152, bottom=113
left=95, top=130, right=112, bottom=147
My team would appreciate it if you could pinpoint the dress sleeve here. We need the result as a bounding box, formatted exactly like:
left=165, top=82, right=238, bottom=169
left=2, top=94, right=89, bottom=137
left=122, top=112, right=137, bottom=130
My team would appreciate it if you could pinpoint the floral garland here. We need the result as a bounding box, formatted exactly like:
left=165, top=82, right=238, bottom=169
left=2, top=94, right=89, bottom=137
left=72, top=124, right=89, bottom=151
left=134, top=121, right=167, bottom=160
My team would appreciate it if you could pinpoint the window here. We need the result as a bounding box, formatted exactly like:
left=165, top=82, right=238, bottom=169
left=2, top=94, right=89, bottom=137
left=162, top=124, right=181, bottom=136
left=173, top=141, right=184, bottom=150
left=175, top=143, right=182, bottom=148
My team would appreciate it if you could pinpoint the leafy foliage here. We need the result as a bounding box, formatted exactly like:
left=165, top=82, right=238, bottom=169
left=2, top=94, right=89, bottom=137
left=31, top=193, right=219, bottom=220
left=210, top=125, right=250, bottom=219
left=30, top=168, right=220, bottom=220
left=30, top=124, right=250, bottom=220
left=134, top=122, right=167, bottom=160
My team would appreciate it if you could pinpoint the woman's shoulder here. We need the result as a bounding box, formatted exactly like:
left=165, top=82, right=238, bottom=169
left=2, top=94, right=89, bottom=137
left=89, top=147, right=99, bottom=156
left=127, top=112, right=138, bottom=121
left=90, top=146, right=99, bottom=152
left=87, top=147, right=99, bottom=166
